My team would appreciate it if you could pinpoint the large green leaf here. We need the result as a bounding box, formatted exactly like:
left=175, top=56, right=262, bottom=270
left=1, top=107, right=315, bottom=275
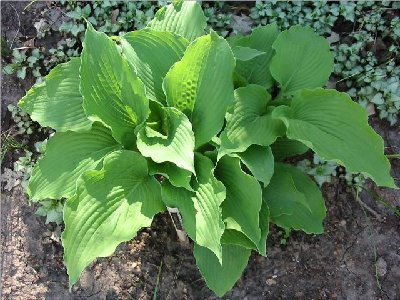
left=215, top=156, right=262, bottom=249
left=18, top=57, right=91, bottom=132
left=121, top=29, right=188, bottom=104
left=273, top=89, right=396, bottom=188
left=137, top=107, right=195, bottom=174
left=81, top=24, right=149, bottom=148
left=221, top=199, right=270, bottom=256
left=232, top=24, right=279, bottom=88
left=236, top=145, right=274, bottom=187
left=161, top=154, right=226, bottom=263
left=270, top=26, right=334, bottom=96
left=271, top=137, right=309, bottom=161
left=219, top=84, right=286, bottom=157
left=163, top=31, right=235, bottom=148
left=148, top=0, right=206, bottom=41
left=194, top=243, right=251, bottom=297
left=263, top=163, right=326, bottom=233
left=28, top=123, right=120, bottom=201
left=63, top=150, right=165, bottom=287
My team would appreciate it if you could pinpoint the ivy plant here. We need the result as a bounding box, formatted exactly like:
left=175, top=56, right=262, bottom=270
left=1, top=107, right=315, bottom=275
left=18, top=1, right=397, bottom=297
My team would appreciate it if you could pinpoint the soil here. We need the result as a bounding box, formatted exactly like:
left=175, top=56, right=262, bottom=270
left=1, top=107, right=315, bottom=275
left=1, top=2, right=400, bottom=300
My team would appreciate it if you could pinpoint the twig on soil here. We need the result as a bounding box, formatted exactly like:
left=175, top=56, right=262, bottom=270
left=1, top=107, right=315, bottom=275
left=8, top=4, right=21, bottom=49
left=152, top=260, right=163, bottom=300
left=351, top=189, right=383, bottom=221
left=23, top=0, right=38, bottom=12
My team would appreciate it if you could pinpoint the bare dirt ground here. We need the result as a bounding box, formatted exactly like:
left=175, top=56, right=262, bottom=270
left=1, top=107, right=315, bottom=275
left=1, top=2, right=400, bottom=300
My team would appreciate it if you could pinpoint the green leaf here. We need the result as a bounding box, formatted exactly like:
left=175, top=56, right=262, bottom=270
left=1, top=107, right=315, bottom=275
left=263, top=163, right=326, bottom=234
left=273, top=89, right=396, bottom=188
left=18, top=57, right=91, bottom=132
left=81, top=24, right=149, bottom=148
left=215, top=156, right=262, bottom=249
left=221, top=229, right=256, bottom=250
left=270, top=26, right=334, bottom=96
left=271, top=137, right=309, bottom=161
left=221, top=190, right=270, bottom=256
left=28, top=123, right=120, bottom=201
left=232, top=24, right=279, bottom=88
left=63, top=150, right=165, bottom=287
left=231, top=46, right=265, bottom=61
left=161, top=154, right=226, bottom=263
left=219, top=84, right=286, bottom=157
left=236, top=145, right=274, bottom=187
left=194, top=243, right=251, bottom=297
left=148, top=0, right=207, bottom=41
left=163, top=31, right=235, bottom=148
left=137, top=107, right=195, bottom=174
left=148, top=161, right=193, bottom=191
left=121, top=29, right=189, bottom=104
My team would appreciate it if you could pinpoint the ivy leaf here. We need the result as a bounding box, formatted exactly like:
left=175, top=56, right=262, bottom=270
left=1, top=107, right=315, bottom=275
left=163, top=31, right=235, bottom=148
left=148, top=0, right=207, bottom=41
left=18, top=58, right=91, bottom=132
left=271, top=137, right=309, bottom=161
left=273, top=89, right=396, bottom=188
left=263, top=163, right=326, bottom=234
left=232, top=24, right=279, bottom=88
left=194, top=243, right=251, bottom=297
left=81, top=24, right=149, bottom=148
left=270, top=26, right=334, bottom=96
left=121, top=29, right=189, bottom=104
left=219, top=84, right=286, bottom=157
left=137, top=107, right=195, bottom=174
left=28, top=123, right=120, bottom=201
left=63, top=150, right=165, bottom=287
left=215, top=156, right=262, bottom=249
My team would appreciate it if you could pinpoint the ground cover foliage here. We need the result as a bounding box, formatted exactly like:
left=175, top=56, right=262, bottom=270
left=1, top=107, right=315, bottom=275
left=1, top=0, right=399, bottom=298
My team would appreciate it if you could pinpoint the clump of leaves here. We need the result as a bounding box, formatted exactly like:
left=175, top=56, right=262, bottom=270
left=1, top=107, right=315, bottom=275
left=18, top=1, right=397, bottom=296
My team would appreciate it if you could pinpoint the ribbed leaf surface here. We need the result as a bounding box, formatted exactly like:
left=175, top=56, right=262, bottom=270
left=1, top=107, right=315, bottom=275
left=270, top=26, right=334, bottom=95
left=215, top=156, right=262, bottom=249
left=273, top=89, right=396, bottom=188
left=63, top=150, right=165, bottom=286
left=163, top=31, right=235, bottom=147
left=219, top=84, right=286, bottom=156
left=121, top=29, right=188, bottom=104
left=137, top=107, right=195, bottom=173
left=148, top=0, right=206, bottom=41
left=161, top=154, right=226, bottom=263
left=81, top=24, right=149, bottom=148
left=18, top=57, right=91, bottom=132
left=28, top=123, right=120, bottom=201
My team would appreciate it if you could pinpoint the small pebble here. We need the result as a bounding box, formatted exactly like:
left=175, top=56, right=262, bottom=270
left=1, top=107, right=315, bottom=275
left=376, top=257, right=387, bottom=277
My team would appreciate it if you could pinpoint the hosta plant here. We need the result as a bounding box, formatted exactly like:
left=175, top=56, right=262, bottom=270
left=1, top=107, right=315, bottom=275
left=19, top=1, right=397, bottom=296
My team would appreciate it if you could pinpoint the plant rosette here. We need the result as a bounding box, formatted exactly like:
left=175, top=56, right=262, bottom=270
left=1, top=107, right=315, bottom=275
left=18, top=1, right=397, bottom=296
